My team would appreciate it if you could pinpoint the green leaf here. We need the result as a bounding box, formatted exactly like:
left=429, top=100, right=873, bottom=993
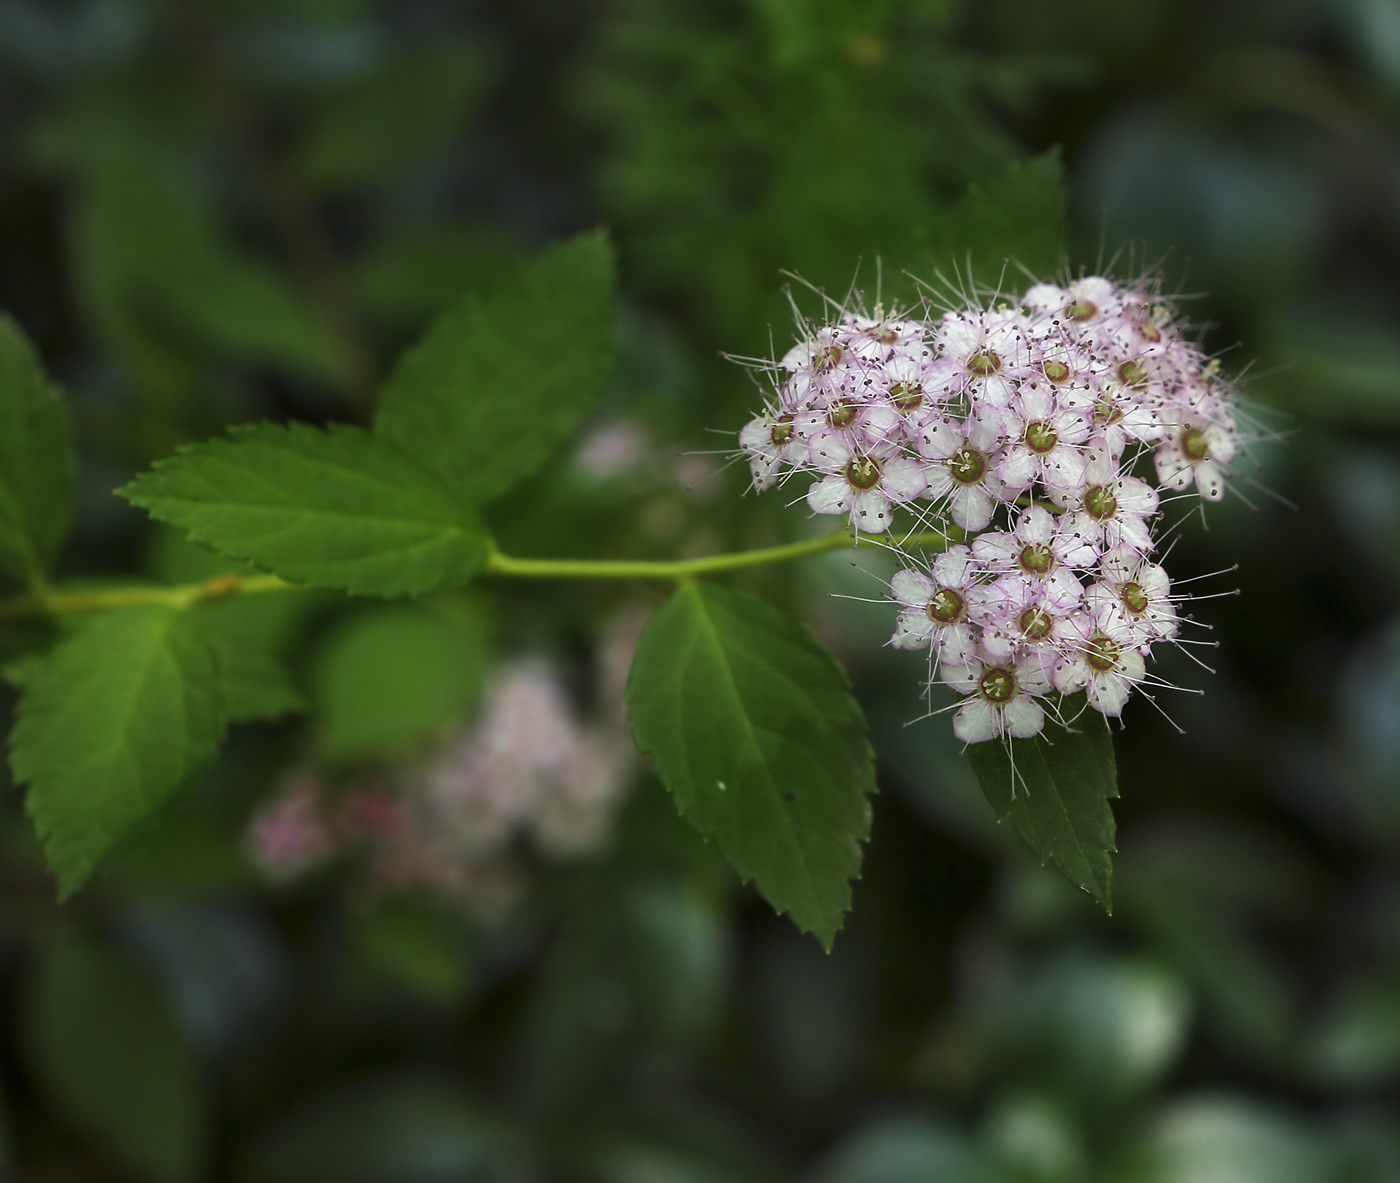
left=25, top=925, right=205, bottom=1183
left=0, top=314, right=76, bottom=584
left=312, top=602, right=487, bottom=759
left=10, top=605, right=226, bottom=896
left=374, top=230, right=617, bottom=504
left=120, top=422, right=491, bottom=598
left=916, top=149, right=1068, bottom=281
left=625, top=582, right=875, bottom=950
left=964, top=706, right=1119, bottom=911
left=293, top=47, right=490, bottom=189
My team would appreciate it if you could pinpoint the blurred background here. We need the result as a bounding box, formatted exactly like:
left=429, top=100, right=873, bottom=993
left=0, top=0, right=1399, bottom=1180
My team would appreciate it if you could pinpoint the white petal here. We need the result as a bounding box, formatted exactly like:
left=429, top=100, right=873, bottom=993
left=952, top=485, right=995, bottom=531
left=881, top=458, right=928, bottom=502
left=938, top=624, right=977, bottom=665
left=807, top=430, right=852, bottom=472
left=954, top=697, right=1001, bottom=744
left=1053, top=656, right=1089, bottom=694
left=933, top=545, right=974, bottom=587
left=890, top=569, right=936, bottom=606
left=1004, top=697, right=1045, bottom=739
left=851, top=489, right=893, bottom=533
left=997, top=446, right=1038, bottom=490
left=807, top=475, right=849, bottom=515
left=1089, top=674, right=1131, bottom=716
left=941, top=662, right=980, bottom=694
left=890, top=610, right=935, bottom=650
left=1195, top=459, right=1226, bottom=501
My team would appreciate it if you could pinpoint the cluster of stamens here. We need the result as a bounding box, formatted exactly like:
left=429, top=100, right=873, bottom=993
left=737, top=274, right=1252, bottom=743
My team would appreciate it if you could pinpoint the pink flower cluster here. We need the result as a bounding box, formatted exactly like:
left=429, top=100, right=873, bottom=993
left=247, top=645, right=637, bottom=915
left=738, top=275, right=1247, bottom=744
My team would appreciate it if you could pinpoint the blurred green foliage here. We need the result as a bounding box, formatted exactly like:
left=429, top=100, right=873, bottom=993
left=0, top=0, right=1395, bottom=1180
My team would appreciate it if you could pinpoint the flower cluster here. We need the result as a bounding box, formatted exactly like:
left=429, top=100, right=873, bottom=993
left=247, top=640, right=639, bottom=916
left=739, top=275, right=1249, bottom=744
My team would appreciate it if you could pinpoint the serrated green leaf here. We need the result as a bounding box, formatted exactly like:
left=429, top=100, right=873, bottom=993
left=120, top=422, right=491, bottom=598
left=312, top=602, right=487, bottom=759
left=10, top=606, right=227, bottom=897
left=965, top=706, right=1118, bottom=910
left=374, top=230, right=617, bottom=504
left=26, top=925, right=205, bottom=1183
left=625, top=582, right=875, bottom=950
left=0, top=315, right=76, bottom=585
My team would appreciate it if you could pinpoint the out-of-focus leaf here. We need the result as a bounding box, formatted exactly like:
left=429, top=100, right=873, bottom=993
left=0, top=313, right=76, bottom=584
left=1311, top=976, right=1400, bottom=1087
left=352, top=223, right=525, bottom=323
left=26, top=925, right=205, bottom=1183
left=312, top=600, right=486, bottom=759
left=237, top=1074, right=523, bottom=1183
left=121, top=422, right=491, bottom=598
left=353, top=898, right=472, bottom=1005
left=11, top=605, right=226, bottom=896
left=916, top=150, right=1068, bottom=280
left=809, top=1117, right=999, bottom=1183
left=965, top=707, right=1118, bottom=911
left=294, top=47, right=489, bottom=187
left=626, top=582, right=875, bottom=950
left=36, top=109, right=336, bottom=404
left=374, top=230, right=616, bottom=504
left=1135, top=1096, right=1337, bottom=1183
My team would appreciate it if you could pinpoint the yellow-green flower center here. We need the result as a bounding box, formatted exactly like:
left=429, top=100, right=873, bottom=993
left=1084, top=485, right=1118, bottom=521
left=890, top=381, right=923, bottom=413
left=1043, top=359, right=1071, bottom=383
left=845, top=454, right=882, bottom=490
left=1121, top=581, right=1149, bottom=614
left=1067, top=298, right=1097, bottom=322
left=1117, top=360, right=1148, bottom=388
left=814, top=344, right=844, bottom=372
left=979, top=666, right=1017, bottom=703
left=1085, top=634, right=1121, bottom=672
left=769, top=416, right=794, bottom=446
left=827, top=400, right=858, bottom=429
left=967, top=349, right=1001, bottom=377
left=1181, top=426, right=1209, bottom=462
left=1019, top=542, right=1055, bottom=575
left=927, top=588, right=964, bottom=624
left=1019, top=606, right=1054, bottom=641
left=1025, top=420, right=1058, bottom=454
left=949, top=447, right=986, bottom=485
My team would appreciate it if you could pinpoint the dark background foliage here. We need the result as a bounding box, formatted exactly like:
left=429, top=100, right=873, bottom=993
left=0, top=0, right=1397, bottom=1179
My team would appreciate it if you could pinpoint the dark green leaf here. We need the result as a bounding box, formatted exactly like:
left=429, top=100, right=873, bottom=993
left=238, top=1075, right=516, bottom=1183
left=293, top=47, right=490, bottom=188
left=965, top=706, right=1118, bottom=911
left=10, top=605, right=226, bottom=896
left=26, top=925, right=205, bottom=1183
left=312, top=602, right=487, bottom=759
left=0, top=314, right=76, bottom=584
left=916, top=149, right=1069, bottom=281
left=625, top=582, right=875, bottom=950
left=374, top=230, right=616, bottom=504
left=120, top=422, right=491, bottom=598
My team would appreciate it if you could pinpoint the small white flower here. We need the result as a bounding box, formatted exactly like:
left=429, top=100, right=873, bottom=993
left=943, top=649, right=1054, bottom=743
left=806, top=432, right=927, bottom=534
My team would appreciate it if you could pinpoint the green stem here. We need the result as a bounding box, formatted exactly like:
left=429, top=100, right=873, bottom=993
left=0, top=573, right=295, bottom=622
left=0, top=529, right=958, bottom=621
left=483, top=528, right=955, bottom=582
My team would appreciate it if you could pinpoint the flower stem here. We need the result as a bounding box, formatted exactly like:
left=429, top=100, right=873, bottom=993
left=0, top=529, right=958, bottom=621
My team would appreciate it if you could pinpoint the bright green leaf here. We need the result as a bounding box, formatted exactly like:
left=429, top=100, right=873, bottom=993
left=312, top=602, right=487, bottom=759
left=965, top=706, right=1119, bottom=911
left=625, top=582, right=875, bottom=950
left=120, top=422, right=491, bottom=598
left=0, top=314, right=76, bottom=585
left=374, top=230, right=617, bottom=504
left=25, top=925, right=205, bottom=1183
left=10, top=605, right=227, bottom=896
